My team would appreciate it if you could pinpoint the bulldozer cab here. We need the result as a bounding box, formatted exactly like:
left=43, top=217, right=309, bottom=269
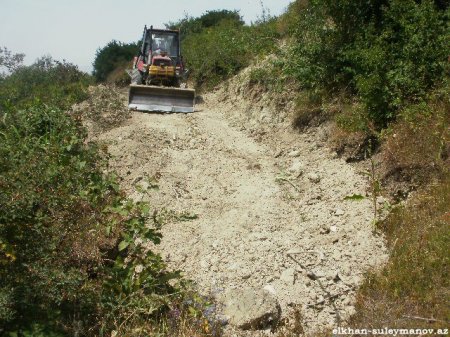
left=143, top=29, right=180, bottom=65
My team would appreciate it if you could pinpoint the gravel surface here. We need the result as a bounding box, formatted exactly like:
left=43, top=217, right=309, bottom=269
left=88, top=82, right=388, bottom=336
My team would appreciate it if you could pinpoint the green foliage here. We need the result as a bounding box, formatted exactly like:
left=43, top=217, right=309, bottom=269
left=0, top=53, right=218, bottom=336
left=100, top=200, right=182, bottom=336
left=0, top=57, right=94, bottom=334
left=0, top=46, right=25, bottom=76
left=344, top=194, right=365, bottom=201
left=183, top=18, right=280, bottom=90
left=0, top=104, right=110, bottom=334
left=93, top=40, right=139, bottom=82
left=197, top=10, right=244, bottom=28
left=249, top=68, right=270, bottom=84
left=0, top=105, right=180, bottom=333
left=0, top=56, right=91, bottom=111
left=164, top=8, right=280, bottom=90
left=285, top=1, right=341, bottom=93
left=335, top=103, right=371, bottom=132
left=285, top=0, right=449, bottom=128
left=248, top=62, right=286, bottom=93
left=166, top=10, right=244, bottom=41
left=349, top=0, right=449, bottom=126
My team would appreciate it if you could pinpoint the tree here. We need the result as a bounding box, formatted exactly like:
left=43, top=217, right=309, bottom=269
left=92, top=40, right=139, bottom=82
left=0, top=47, right=24, bottom=77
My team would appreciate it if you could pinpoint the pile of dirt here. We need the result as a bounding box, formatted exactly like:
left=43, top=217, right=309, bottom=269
left=72, top=84, right=131, bottom=134
left=211, top=56, right=297, bottom=128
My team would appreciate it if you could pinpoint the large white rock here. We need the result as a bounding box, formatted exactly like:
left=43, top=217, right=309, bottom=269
left=222, top=287, right=280, bottom=330
left=288, top=160, right=305, bottom=176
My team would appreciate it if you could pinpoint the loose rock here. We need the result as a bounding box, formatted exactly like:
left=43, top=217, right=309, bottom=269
left=222, top=288, right=281, bottom=330
left=335, top=208, right=345, bottom=216
left=288, top=150, right=301, bottom=157
left=288, top=160, right=304, bottom=176
left=307, top=172, right=321, bottom=183
left=95, top=80, right=389, bottom=336
left=280, top=268, right=296, bottom=285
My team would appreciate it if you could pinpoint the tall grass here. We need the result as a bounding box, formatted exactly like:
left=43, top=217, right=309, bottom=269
left=349, top=173, right=449, bottom=330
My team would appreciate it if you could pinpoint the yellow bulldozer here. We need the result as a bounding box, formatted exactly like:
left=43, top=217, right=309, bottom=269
left=128, top=26, right=195, bottom=113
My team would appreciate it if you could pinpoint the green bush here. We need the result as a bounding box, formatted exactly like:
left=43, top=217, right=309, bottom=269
left=285, top=0, right=449, bottom=128
left=284, top=1, right=341, bottom=93
left=166, top=9, right=244, bottom=41
left=182, top=18, right=279, bottom=90
left=0, top=56, right=92, bottom=111
left=349, top=0, right=449, bottom=126
left=93, top=40, right=139, bottom=82
left=0, top=104, right=108, bottom=334
left=0, top=54, right=184, bottom=335
left=0, top=51, right=221, bottom=335
left=0, top=104, right=182, bottom=337
left=248, top=62, right=286, bottom=94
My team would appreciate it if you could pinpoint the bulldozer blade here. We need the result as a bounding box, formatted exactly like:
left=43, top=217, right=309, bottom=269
left=129, top=85, right=195, bottom=113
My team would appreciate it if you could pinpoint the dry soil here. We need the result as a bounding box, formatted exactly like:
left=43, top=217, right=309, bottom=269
left=88, top=85, right=388, bottom=336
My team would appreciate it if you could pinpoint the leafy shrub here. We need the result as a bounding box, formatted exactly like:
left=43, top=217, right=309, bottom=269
left=100, top=200, right=182, bottom=336
left=248, top=57, right=287, bottom=94
left=166, top=10, right=244, bottom=41
left=182, top=18, right=279, bottom=90
left=93, top=40, right=139, bottom=82
left=349, top=0, right=449, bottom=126
left=0, top=104, right=111, bottom=334
left=249, top=67, right=269, bottom=83
left=284, top=1, right=341, bottom=93
left=0, top=56, right=92, bottom=111
left=0, top=101, right=187, bottom=337
left=276, top=0, right=309, bottom=37
left=0, top=52, right=220, bottom=336
left=285, top=0, right=449, bottom=128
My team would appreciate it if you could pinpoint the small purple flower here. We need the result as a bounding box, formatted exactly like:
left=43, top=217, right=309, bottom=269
left=203, top=305, right=216, bottom=319
left=168, top=307, right=181, bottom=320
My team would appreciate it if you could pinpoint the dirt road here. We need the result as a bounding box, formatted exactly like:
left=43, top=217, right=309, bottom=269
left=93, top=88, right=387, bottom=335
